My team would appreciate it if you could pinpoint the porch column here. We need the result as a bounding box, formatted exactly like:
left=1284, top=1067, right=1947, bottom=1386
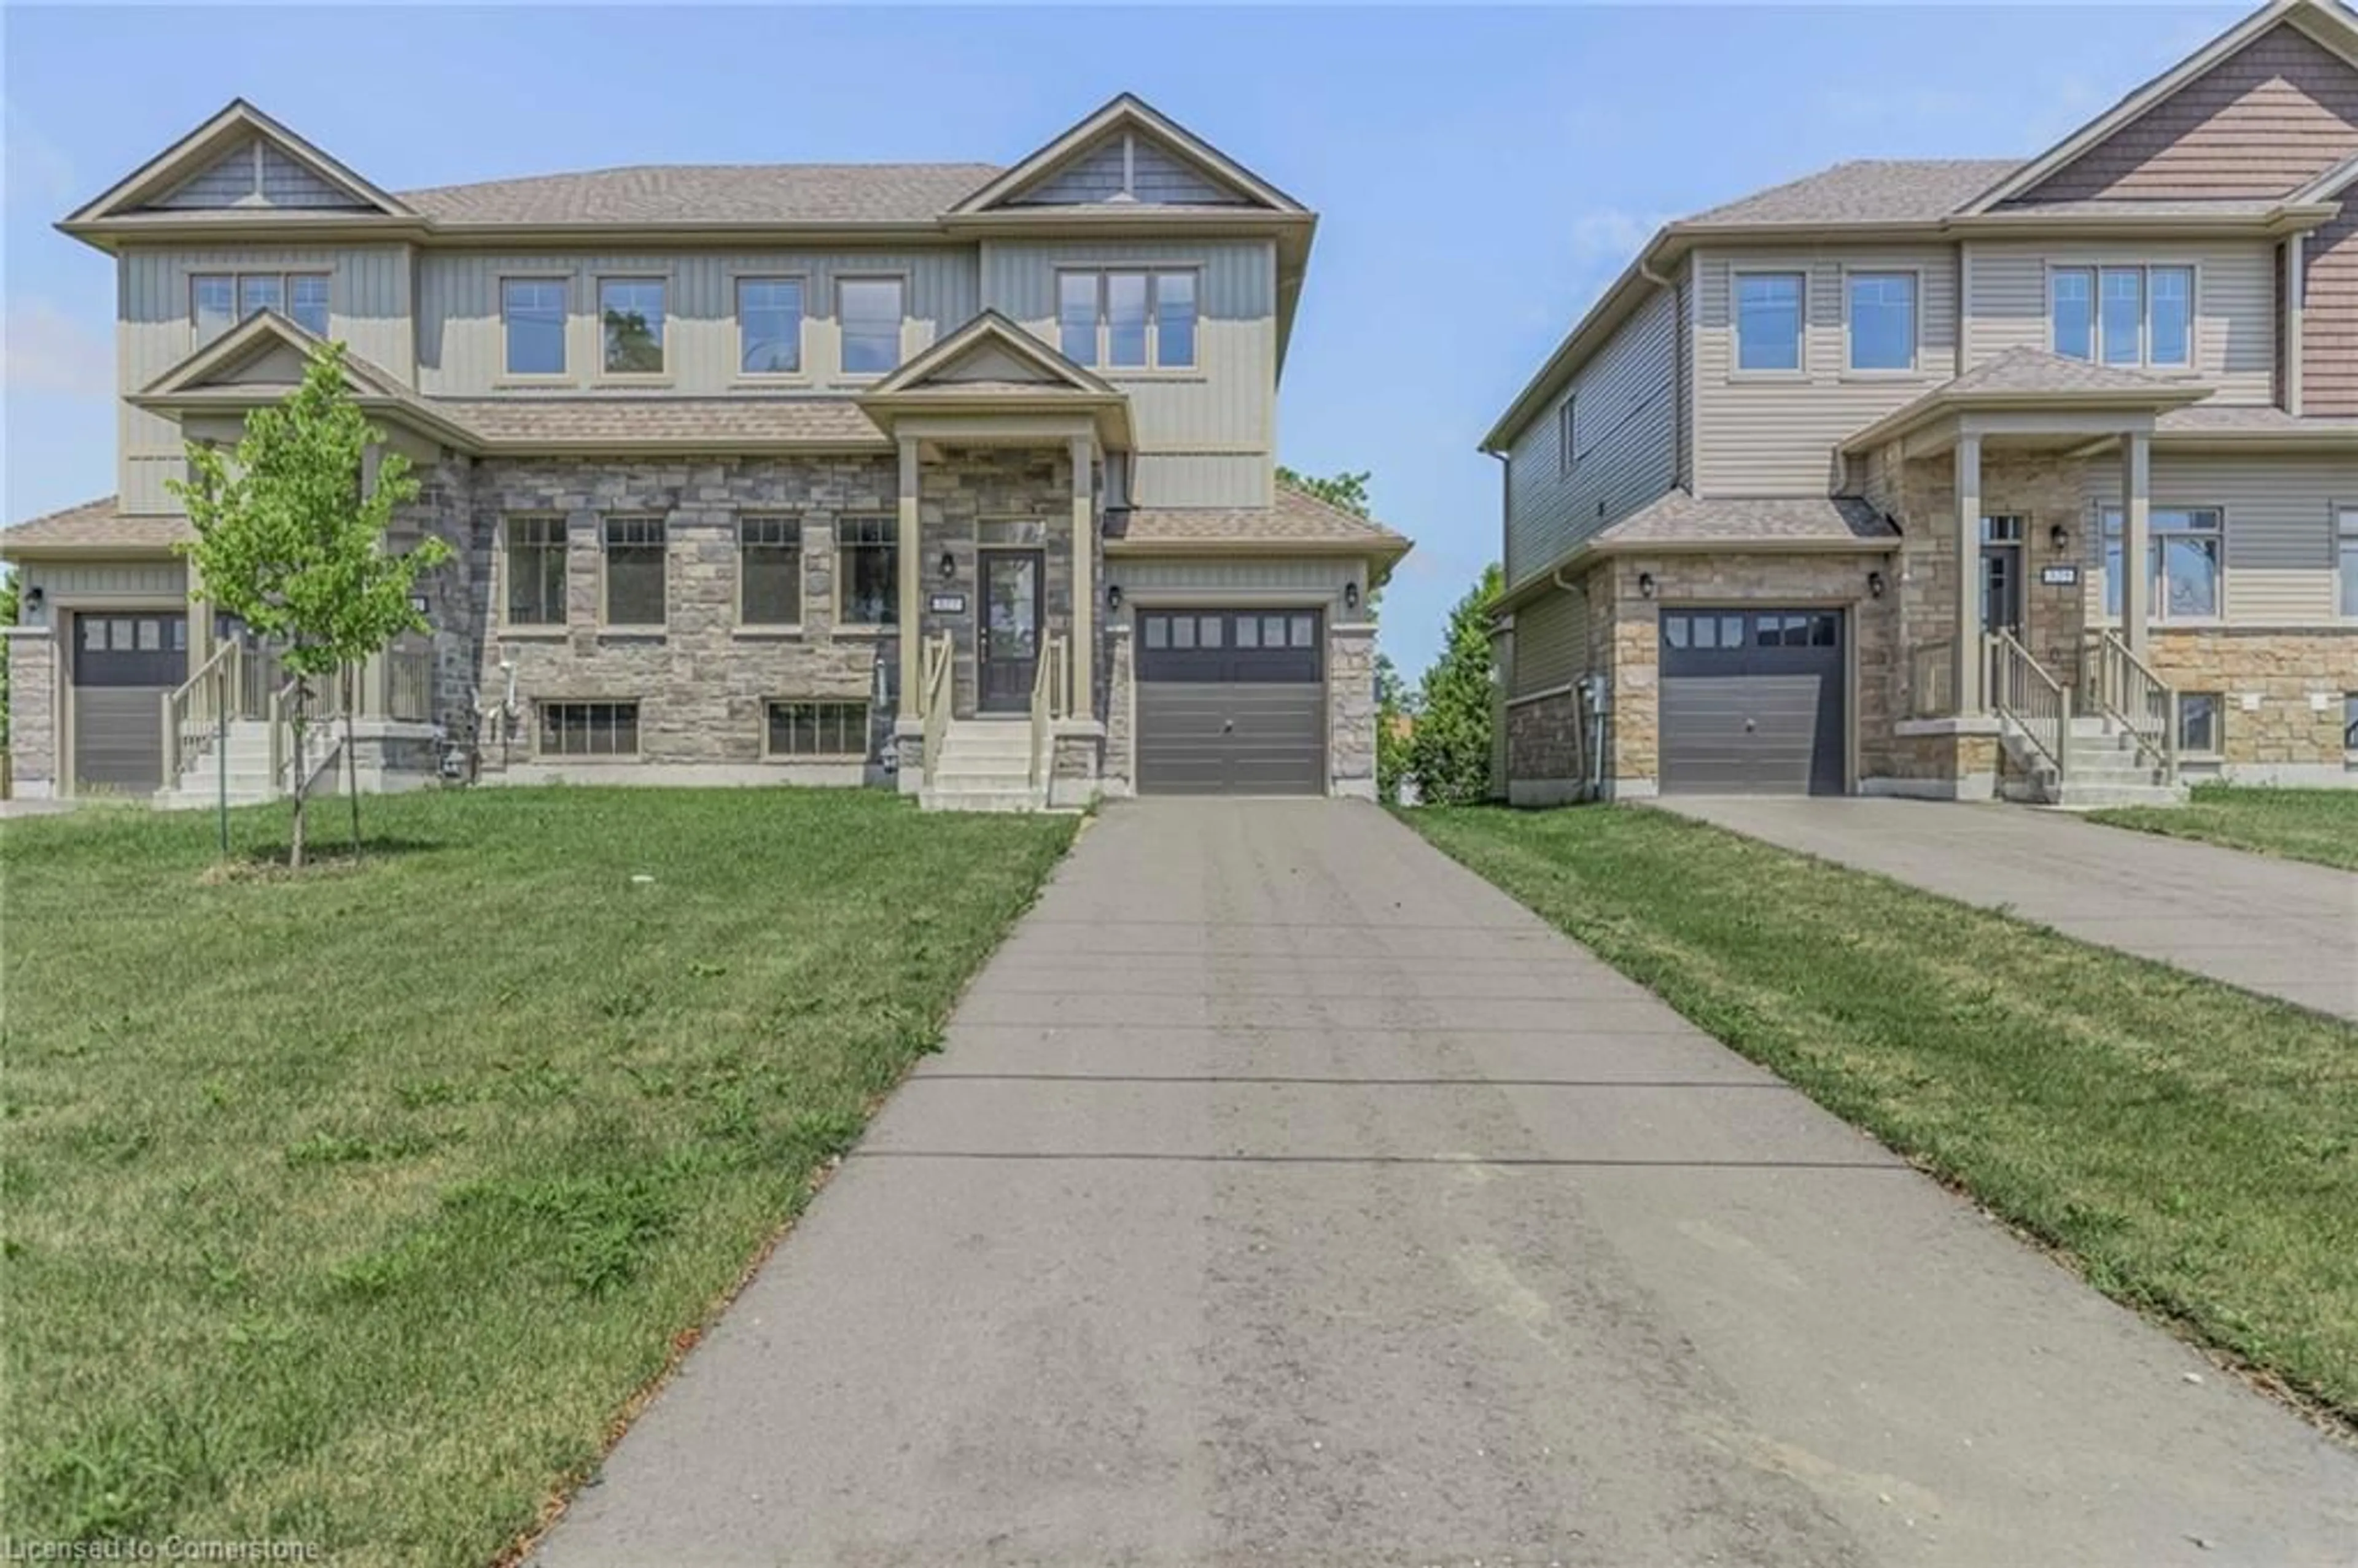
left=1067, top=433, right=1095, bottom=720
left=1954, top=432, right=1983, bottom=713
left=2120, top=430, right=2151, bottom=657
left=896, top=435, right=920, bottom=720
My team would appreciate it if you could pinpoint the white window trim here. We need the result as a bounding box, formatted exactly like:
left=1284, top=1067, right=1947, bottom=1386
left=497, top=273, right=573, bottom=384
left=2098, top=503, right=2226, bottom=626
left=1729, top=267, right=1809, bottom=379
left=2337, top=504, right=2358, bottom=623
left=732, top=273, right=810, bottom=384
left=1556, top=395, right=1578, bottom=475
left=834, top=273, right=909, bottom=382
left=2047, top=262, right=2200, bottom=373
left=594, top=274, right=672, bottom=384
left=736, top=514, right=805, bottom=633
left=1053, top=265, right=1205, bottom=375
left=1841, top=266, right=1922, bottom=377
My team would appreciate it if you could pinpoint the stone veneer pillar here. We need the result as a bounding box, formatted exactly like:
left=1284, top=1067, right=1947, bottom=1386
left=1068, top=434, right=1094, bottom=720
left=1955, top=433, right=1983, bottom=713
left=897, top=436, right=921, bottom=719
left=2120, top=431, right=2151, bottom=658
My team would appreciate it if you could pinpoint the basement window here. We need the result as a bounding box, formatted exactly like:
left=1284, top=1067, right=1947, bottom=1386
left=766, top=701, right=869, bottom=759
left=540, top=701, right=639, bottom=758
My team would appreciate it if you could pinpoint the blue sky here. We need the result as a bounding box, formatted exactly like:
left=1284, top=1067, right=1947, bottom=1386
left=3, top=3, right=2240, bottom=678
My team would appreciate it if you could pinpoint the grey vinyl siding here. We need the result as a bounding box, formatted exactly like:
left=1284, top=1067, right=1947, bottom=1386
left=21, top=559, right=188, bottom=600
left=2080, top=451, right=2358, bottom=624
left=1674, top=261, right=1695, bottom=491
left=1964, top=238, right=2276, bottom=403
left=983, top=238, right=1274, bottom=509
left=149, top=139, right=369, bottom=211
left=1691, top=244, right=1961, bottom=499
left=1113, top=555, right=1360, bottom=601
left=1013, top=133, right=1248, bottom=207
left=1502, top=285, right=1678, bottom=584
left=413, top=248, right=979, bottom=395
left=117, top=244, right=414, bottom=514
left=1509, top=585, right=1591, bottom=698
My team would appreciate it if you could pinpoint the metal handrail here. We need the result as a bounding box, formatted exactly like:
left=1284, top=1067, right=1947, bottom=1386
left=2081, top=629, right=2176, bottom=774
left=1907, top=638, right=1955, bottom=719
left=919, top=631, right=955, bottom=787
left=1986, top=631, right=2070, bottom=786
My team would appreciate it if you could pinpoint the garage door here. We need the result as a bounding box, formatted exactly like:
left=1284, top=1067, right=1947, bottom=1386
left=1136, top=608, right=1324, bottom=796
left=1659, top=608, right=1845, bottom=796
left=72, top=611, right=187, bottom=794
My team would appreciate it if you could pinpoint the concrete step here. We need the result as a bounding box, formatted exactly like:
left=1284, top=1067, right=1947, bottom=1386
left=2053, top=783, right=2190, bottom=809
left=920, top=788, right=1045, bottom=813
left=932, top=769, right=1035, bottom=790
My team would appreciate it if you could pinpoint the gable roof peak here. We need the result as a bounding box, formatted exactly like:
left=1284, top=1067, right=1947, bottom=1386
left=61, top=98, right=412, bottom=233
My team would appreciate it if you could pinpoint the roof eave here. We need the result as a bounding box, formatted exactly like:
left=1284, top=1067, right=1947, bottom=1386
left=1105, top=534, right=1409, bottom=561
left=0, top=539, right=184, bottom=562
left=1841, top=385, right=2212, bottom=456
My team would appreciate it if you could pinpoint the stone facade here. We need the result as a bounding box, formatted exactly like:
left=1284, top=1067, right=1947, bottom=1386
left=1504, top=688, right=1584, bottom=805
left=1328, top=621, right=1379, bottom=800
left=472, top=455, right=900, bottom=772
left=1102, top=623, right=1135, bottom=797
left=2146, top=629, right=2358, bottom=779
left=4, top=631, right=56, bottom=794
left=916, top=446, right=1083, bottom=721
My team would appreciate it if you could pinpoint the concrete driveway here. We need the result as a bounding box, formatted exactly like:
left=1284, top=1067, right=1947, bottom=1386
left=1655, top=795, right=2358, bottom=1020
left=539, top=800, right=2356, bottom=1567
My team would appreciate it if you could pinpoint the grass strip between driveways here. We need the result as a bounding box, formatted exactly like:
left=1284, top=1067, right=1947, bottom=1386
left=1, top=788, right=1073, bottom=1564
left=1406, top=803, right=2358, bottom=1427
left=2088, top=782, right=2358, bottom=871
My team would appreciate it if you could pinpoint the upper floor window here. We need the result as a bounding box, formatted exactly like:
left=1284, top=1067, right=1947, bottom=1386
left=1734, top=272, right=1805, bottom=373
left=838, top=278, right=904, bottom=375
left=2102, top=505, right=2221, bottom=621
left=599, top=279, right=666, bottom=375
left=1555, top=395, right=1577, bottom=475
left=739, top=278, right=804, bottom=376
left=1058, top=269, right=1197, bottom=370
left=1846, top=273, right=1916, bottom=372
left=2053, top=266, right=2192, bottom=368
left=193, top=271, right=330, bottom=343
left=503, top=279, right=567, bottom=376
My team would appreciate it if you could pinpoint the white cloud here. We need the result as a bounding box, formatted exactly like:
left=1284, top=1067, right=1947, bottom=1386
left=3, top=300, right=115, bottom=398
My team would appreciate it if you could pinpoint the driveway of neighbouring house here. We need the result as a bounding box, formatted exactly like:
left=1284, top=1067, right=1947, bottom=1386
left=1655, top=794, right=2358, bottom=1021
left=537, top=800, right=2357, bottom=1568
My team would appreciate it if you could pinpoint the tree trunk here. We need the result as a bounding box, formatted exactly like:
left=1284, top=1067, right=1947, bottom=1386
left=345, top=666, right=362, bottom=860
left=288, top=706, right=308, bottom=872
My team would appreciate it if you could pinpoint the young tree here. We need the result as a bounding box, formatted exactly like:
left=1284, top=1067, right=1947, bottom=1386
left=168, top=343, right=448, bottom=869
left=1275, top=465, right=1372, bottom=519
left=1407, top=564, right=1503, bottom=806
left=1375, top=651, right=1410, bottom=805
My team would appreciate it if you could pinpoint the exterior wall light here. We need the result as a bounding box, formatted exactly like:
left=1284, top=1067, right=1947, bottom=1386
left=1344, top=581, right=1360, bottom=612
left=2049, top=522, right=2071, bottom=552
left=1106, top=583, right=1123, bottom=611
left=936, top=550, right=955, bottom=581
left=1867, top=570, right=1888, bottom=599
left=22, top=586, right=44, bottom=616
left=1637, top=571, right=1656, bottom=599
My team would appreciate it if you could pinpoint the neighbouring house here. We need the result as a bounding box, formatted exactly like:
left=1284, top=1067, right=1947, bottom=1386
left=0, top=95, right=1407, bottom=809
left=1485, top=0, right=2358, bottom=807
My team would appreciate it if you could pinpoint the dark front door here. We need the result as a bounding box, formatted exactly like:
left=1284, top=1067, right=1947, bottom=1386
left=1659, top=608, right=1845, bottom=796
left=1981, top=514, right=2024, bottom=635
left=71, top=611, right=189, bottom=794
left=978, top=550, right=1043, bottom=713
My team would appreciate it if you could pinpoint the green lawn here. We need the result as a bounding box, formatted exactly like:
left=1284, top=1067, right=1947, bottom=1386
left=2089, top=782, right=2358, bottom=871
left=1, top=788, right=1073, bottom=1562
left=1408, top=804, right=2358, bottom=1428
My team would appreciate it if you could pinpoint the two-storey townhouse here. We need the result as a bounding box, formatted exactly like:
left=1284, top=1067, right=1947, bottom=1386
left=1, top=95, right=1407, bottom=809
left=1485, top=0, right=2358, bottom=807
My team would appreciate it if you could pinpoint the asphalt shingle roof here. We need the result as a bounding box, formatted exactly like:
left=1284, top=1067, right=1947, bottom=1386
left=434, top=397, right=887, bottom=448
left=1943, top=346, right=2192, bottom=397
left=1684, top=159, right=2022, bottom=227
left=397, top=164, right=1002, bottom=226
left=1593, top=492, right=1895, bottom=549
left=1116, top=483, right=1410, bottom=551
left=1, top=496, right=189, bottom=555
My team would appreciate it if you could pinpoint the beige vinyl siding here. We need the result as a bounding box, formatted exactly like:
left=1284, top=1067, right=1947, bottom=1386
left=1509, top=584, right=1591, bottom=699
left=413, top=248, right=979, bottom=396
left=1691, top=244, right=1960, bottom=499
left=2081, top=451, right=2358, bottom=624
left=117, top=244, right=414, bottom=514
left=2017, top=23, right=2358, bottom=203
left=1674, top=261, right=1695, bottom=491
left=1503, top=285, right=1679, bottom=584
left=21, top=559, right=188, bottom=599
left=1964, top=238, right=2276, bottom=403
left=2304, top=206, right=2358, bottom=417
left=983, top=238, right=1274, bottom=509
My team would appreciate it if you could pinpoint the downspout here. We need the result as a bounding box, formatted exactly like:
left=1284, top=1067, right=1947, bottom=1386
left=2284, top=232, right=2306, bottom=417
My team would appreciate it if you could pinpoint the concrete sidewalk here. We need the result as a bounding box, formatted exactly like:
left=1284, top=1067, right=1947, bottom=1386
left=1655, top=795, right=2358, bottom=1020
left=537, top=799, right=2357, bottom=1567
